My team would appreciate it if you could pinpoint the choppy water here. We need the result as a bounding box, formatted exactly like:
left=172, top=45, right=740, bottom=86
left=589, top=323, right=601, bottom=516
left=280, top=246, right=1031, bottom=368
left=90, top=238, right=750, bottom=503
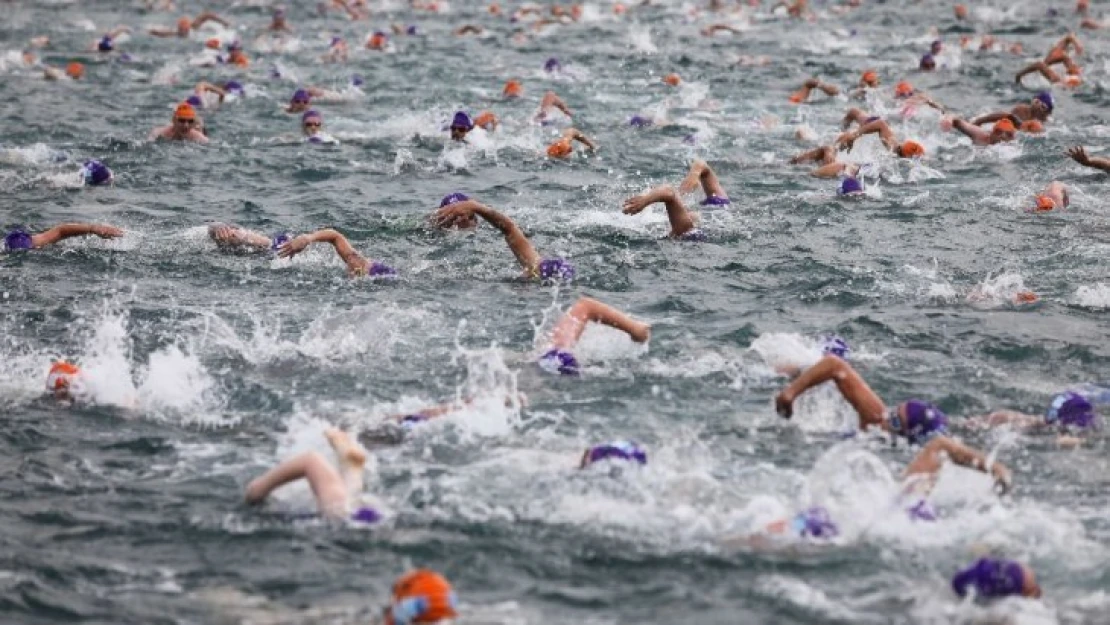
left=2, top=1, right=1109, bottom=623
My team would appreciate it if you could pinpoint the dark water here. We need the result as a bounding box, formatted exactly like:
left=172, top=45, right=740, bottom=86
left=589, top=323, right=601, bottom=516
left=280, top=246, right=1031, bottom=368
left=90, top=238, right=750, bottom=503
left=1, top=1, right=1109, bottom=624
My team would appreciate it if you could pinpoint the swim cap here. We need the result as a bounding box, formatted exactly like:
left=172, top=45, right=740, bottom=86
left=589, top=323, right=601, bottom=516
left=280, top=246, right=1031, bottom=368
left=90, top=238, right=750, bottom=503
left=46, top=361, right=81, bottom=392
left=406, top=25, right=418, bottom=36
left=894, top=81, right=914, bottom=98
left=290, top=89, right=311, bottom=104
left=919, top=54, right=936, bottom=70
left=1045, top=391, right=1095, bottom=428
left=474, top=111, right=497, bottom=130
left=1020, top=120, right=1044, bottom=133
left=546, top=138, right=572, bottom=158
left=952, top=558, right=1026, bottom=599
left=931, top=39, right=943, bottom=54
left=270, top=232, right=292, bottom=251
left=700, top=195, right=731, bottom=206
left=330, top=36, right=344, bottom=47
left=894, top=400, right=949, bottom=444
left=4, top=229, right=33, bottom=251
left=224, top=80, right=244, bottom=95
left=367, top=262, right=397, bottom=277
left=629, top=115, right=653, bottom=128
left=306, top=136, right=324, bottom=144
left=838, top=177, right=864, bottom=196
left=544, top=57, right=561, bottom=72
left=400, top=414, right=430, bottom=429
left=387, top=570, right=457, bottom=625
left=993, top=118, right=1016, bottom=133
left=368, top=32, right=387, bottom=49
left=820, top=335, right=851, bottom=359
left=1033, top=195, right=1056, bottom=212
left=301, top=109, right=322, bottom=123
left=98, top=36, right=113, bottom=52
left=503, top=79, right=523, bottom=98
left=450, top=111, right=473, bottom=131
left=350, top=74, right=365, bottom=87
left=81, top=160, right=113, bottom=186
left=678, top=228, right=707, bottom=242
left=899, top=140, right=925, bottom=158
left=439, top=192, right=469, bottom=207
left=538, top=348, right=579, bottom=375
left=682, top=134, right=698, bottom=145
left=663, top=73, right=681, bottom=86
left=1033, top=91, right=1054, bottom=114
left=350, top=506, right=381, bottom=524
left=791, top=506, right=839, bottom=539
left=861, top=70, right=878, bottom=86
left=537, top=258, right=575, bottom=281
left=227, top=41, right=242, bottom=52
left=583, top=440, right=647, bottom=467
left=177, top=17, right=191, bottom=30
left=175, top=103, right=197, bottom=120
left=185, top=94, right=203, bottom=108
left=66, top=62, right=85, bottom=80
left=205, top=38, right=220, bottom=50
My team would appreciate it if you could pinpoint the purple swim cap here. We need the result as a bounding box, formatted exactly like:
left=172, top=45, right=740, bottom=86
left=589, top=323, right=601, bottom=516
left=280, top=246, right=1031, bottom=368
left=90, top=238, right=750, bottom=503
left=896, top=400, right=949, bottom=444
left=839, top=177, right=864, bottom=195
left=538, top=348, right=579, bottom=376
left=931, top=39, right=943, bottom=54
left=406, top=25, right=417, bottom=35
left=629, top=115, right=653, bottom=128
left=820, top=335, right=850, bottom=359
left=905, top=499, right=937, bottom=522
left=224, top=80, right=244, bottom=95
left=700, top=194, right=730, bottom=206
left=440, top=192, right=468, bottom=207
left=952, top=558, right=1026, bottom=599
left=367, top=262, right=397, bottom=277
left=584, top=440, right=647, bottom=466
left=544, top=57, right=561, bottom=72
left=81, top=160, right=113, bottom=186
left=1033, top=91, right=1054, bottom=114
left=682, top=134, right=698, bottom=145
left=185, top=94, right=203, bottom=107
left=450, top=111, right=473, bottom=131
left=920, top=54, right=936, bottom=70
left=330, top=36, right=343, bottom=47
left=350, top=506, right=382, bottom=524
left=227, top=41, right=242, bottom=52
left=1045, top=391, right=1095, bottom=428
left=118, top=53, right=133, bottom=63
left=270, top=232, right=291, bottom=251
left=678, top=228, right=707, bottom=242
left=98, top=36, right=113, bottom=52
left=791, top=506, right=839, bottom=539
left=4, top=230, right=33, bottom=251
left=350, top=74, right=364, bottom=87
left=538, top=258, right=575, bottom=281
left=400, top=414, right=430, bottom=427
left=301, top=109, right=322, bottom=123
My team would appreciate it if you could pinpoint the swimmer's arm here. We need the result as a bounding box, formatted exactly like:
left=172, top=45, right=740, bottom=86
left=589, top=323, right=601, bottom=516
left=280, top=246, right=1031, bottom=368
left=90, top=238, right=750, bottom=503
left=851, top=120, right=896, bottom=151
left=951, top=118, right=988, bottom=144
left=542, top=92, right=572, bottom=118
left=790, top=146, right=835, bottom=165
left=32, top=223, right=123, bottom=248
left=810, top=79, right=840, bottom=97
left=107, top=26, right=131, bottom=39
left=148, top=27, right=177, bottom=37
left=680, top=159, right=727, bottom=197
left=1060, top=33, right=1084, bottom=55
left=187, top=129, right=210, bottom=144
left=280, top=228, right=369, bottom=274
left=196, top=81, right=227, bottom=102
left=905, top=437, right=1011, bottom=494
left=455, top=25, right=483, bottom=35
left=464, top=202, right=543, bottom=274
left=970, top=112, right=1020, bottom=126
left=192, top=11, right=230, bottom=28
left=810, top=162, right=847, bottom=178
left=550, top=296, right=651, bottom=350
left=701, top=24, right=743, bottom=35
left=564, top=128, right=597, bottom=151
left=775, top=355, right=886, bottom=426
left=207, top=223, right=271, bottom=250
left=1067, top=146, right=1110, bottom=173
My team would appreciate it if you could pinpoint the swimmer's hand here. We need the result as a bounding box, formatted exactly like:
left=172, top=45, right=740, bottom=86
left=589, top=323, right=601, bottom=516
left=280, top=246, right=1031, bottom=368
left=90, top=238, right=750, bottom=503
left=433, top=203, right=476, bottom=228
left=92, top=225, right=124, bottom=239
left=277, top=234, right=311, bottom=258
left=1067, top=145, right=1091, bottom=165
left=621, top=193, right=653, bottom=216
left=835, top=131, right=857, bottom=150
left=629, top=322, right=651, bottom=343
left=990, top=462, right=1012, bottom=495
left=775, top=392, right=794, bottom=419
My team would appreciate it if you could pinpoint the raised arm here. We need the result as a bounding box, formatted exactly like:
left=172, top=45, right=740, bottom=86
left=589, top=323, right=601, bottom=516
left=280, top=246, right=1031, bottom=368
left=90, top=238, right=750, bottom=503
left=839, top=119, right=896, bottom=151
left=951, top=118, right=989, bottom=144
left=549, top=296, right=651, bottom=351
left=679, top=159, right=727, bottom=198
left=790, top=145, right=837, bottom=165
left=540, top=91, right=572, bottom=118
left=195, top=81, right=227, bottom=102
left=774, top=355, right=887, bottom=429
left=903, top=436, right=1011, bottom=494
left=207, top=223, right=271, bottom=250
left=437, top=200, right=542, bottom=274
left=31, top=223, right=123, bottom=248
left=278, top=228, right=371, bottom=276
left=1067, top=146, right=1110, bottom=173
left=563, top=128, right=597, bottom=151
left=193, top=11, right=230, bottom=28
left=621, top=185, right=696, bottom=238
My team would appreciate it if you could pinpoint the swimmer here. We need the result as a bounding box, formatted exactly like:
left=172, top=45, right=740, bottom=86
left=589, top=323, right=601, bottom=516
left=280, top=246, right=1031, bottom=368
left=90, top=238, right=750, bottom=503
left=448, top=112, right=474, bottom=141
left=188, top=81, right=228, bottom=109
left=322, top=36, right=348, bottom=63
left=1015, top=58, right=1082, bottom=87
left=432, top=195, right=576, bottom=281
left=391, top=24, right=420, bottom=36
left=366, top=31, right=388, bottom=50
left=267, top=7, right=292, bottom=33
left=788, top=144, right=860, bottom=178
left=150, top=103, right=208, bottom=143
left=945, top=116, right=1016, bottom=146
left=970, top=92, right=1053, bottom=126
left=788, top=78, right=840, bottom=104
left=384, top=570, right=458, bottom=625
left=93, top=27, right=131, bottom=53
left=952, top=558, right=1041, bottom=600
left=149, top=11, right=229, bottom=38
left=538, top=296, right=651, bottom=376
left=954, top=4, right=968, bottom=20
left=968, top=389, right=1102, bottom=447
left=621, top=185, right=704, bottom=241
left=1066, top=146, right=1110, bottom=173
left=286, top=88, right=317, bottom=113
left=278, top=228, right=395, bottom=278
left=44, top=62, right=85, bottom=81
left=858, top=70, right=880, bottom=89
left=919, top=53, right=936, bottom=71
left=46, top=360, right=84, bottom=401
left=579, top=440, right=647, bottom=468
left=244, top=427, right=382, bottom=524
left=836, top=119, right=928, bottom=157
left=774, top=335, right=852, bottom=378
left=502, top=79, right=523, bottom=99
left=545, top=128, right=597, bottom=159
left=3, top=223, right=124, bottom=253
left=535, top=91, right=572, bottom=125
left=207, top=223, right=290, bottom=254
left=1028, top=181, right=1069, bottom=212
left=701, top=24, right=745, bottom=36
left=80, top=160, right=113, bottom=186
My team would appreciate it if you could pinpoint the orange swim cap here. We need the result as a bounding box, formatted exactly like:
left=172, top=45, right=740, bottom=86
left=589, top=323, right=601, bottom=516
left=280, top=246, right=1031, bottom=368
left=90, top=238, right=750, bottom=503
left=546, top=138, right=573, bottom=158
left=66, top=62, right=85, bottom=79
left=614, top=2, right=627, bottom=14
left=474, top=111, right=497, bottom=130
left=205, top=38, right=220, bottom=49
left=663, top=73, right=681, bottom=86
left=1063, top=75, right=1082, bottom=87
left=788, top=92, right=804, bottom=104
left=488, top=2, right=501, bottom=14
left=1020, top=120, right=1044, bottom=133
left=861, top=70, right=878, bottom=86
left=1034, top=195, right=1056, bottom=212
left=175, top=102, right=197, bottom=120
left=369, top=33, right=387, bottom=49
left=47, top=361, right=81, bottom=392
left=177, top=17, right=191, bottom=30
left=900, top=140, right=925, bottom=158
left=387, top=570, right=457, bottom=624
left=993, top=118, right=1016, bottom=133
left=894, top=81, right=914, bottom=98
left=1014, top=290, right=1039, bottom=304
left=503, top=79, right=523, bottom=98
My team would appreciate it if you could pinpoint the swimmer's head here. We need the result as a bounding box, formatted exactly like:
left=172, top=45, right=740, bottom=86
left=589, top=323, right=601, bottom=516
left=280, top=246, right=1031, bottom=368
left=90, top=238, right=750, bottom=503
left=537, top=258, right=575, bottom=281
left=1032, top=91, right=1054, bottom=115
left=449, top=112, right=473, bottom=140
left=185, top=94, right=203, bottom=108
left=538, top=348, right=579, bottom=376
left=440, top=192, right=469, bottom=208
left=224, top=80, right=244, bottom=96
left=474, top=111, right=497, bottom=131
left=350, top=74, right=365, bottom=87
left=81, top=160, right=113, bottom=186
left=289, top=89, right=311, bottom=110
left=860, top=70, right=879, bottom=88
left=1020, top=120, right=1044, bottom=133
left=46, top=360, right=81, bottom=398
left=991, top=118, right=1016, bottom=141
left=580, top=440, right=647, bottom=468
left=546, top=138, right=573, bottom=159
left=544, top=57, right=561, bottom=73
left=954, top=4, right=968, bottom=19
left=174, top=103, right=197, bottom=128
left=896, top=140, right=925, bottom=158
left=791, top=506, right=839, bottom=539
left=3, top=229, right=33, bottom=252
left=97, top=36, right=113, bottom=52
left=894, top=81, right=914, bottom=98
left=205, top=38, right=220, bottom=50
left=301, top=110, right=323, bottom=135
left=952, top=558, right=1040, bottom=600
left=919, top=54, right=936, bottom=71
left=629, top=115, right=653, bottom=128
left=368, top=32, right=388, bottom=50
left=502, top=79, right=523, bottom=98
left=1045, top=391, right=1096, bottom=428
left=386, top=569, right=458, bottom=625
left=930, top=39, right=943, bottom=55
left=891, top=400, right=949, bottom=444
left=838, top=177, right=864, bottom=196
left=820, top=335, right=851, bottom=359
left=66, top=62, right=85, bottom=80
left=177, top=17, right=191, bottom=35
left=663, top=73, right=681, bottom=86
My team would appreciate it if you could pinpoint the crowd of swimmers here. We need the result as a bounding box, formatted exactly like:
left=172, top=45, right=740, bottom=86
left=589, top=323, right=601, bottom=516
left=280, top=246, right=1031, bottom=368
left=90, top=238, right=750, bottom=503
left=7, top=0, right=1110, bottom=620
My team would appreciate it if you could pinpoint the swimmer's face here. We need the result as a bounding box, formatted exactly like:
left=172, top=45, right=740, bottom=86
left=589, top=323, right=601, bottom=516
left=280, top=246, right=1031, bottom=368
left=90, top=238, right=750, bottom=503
left=302, top=118, right=322, bottom=136
left=289, top=100, right=309, bottom=113
left=990, top=127, right=1015, bottom=142
left=173, top=116, right=195, bottom=132
left=450, top=126, right=469, bottom=141
left=1031, top=99, right=1048, bottom=117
